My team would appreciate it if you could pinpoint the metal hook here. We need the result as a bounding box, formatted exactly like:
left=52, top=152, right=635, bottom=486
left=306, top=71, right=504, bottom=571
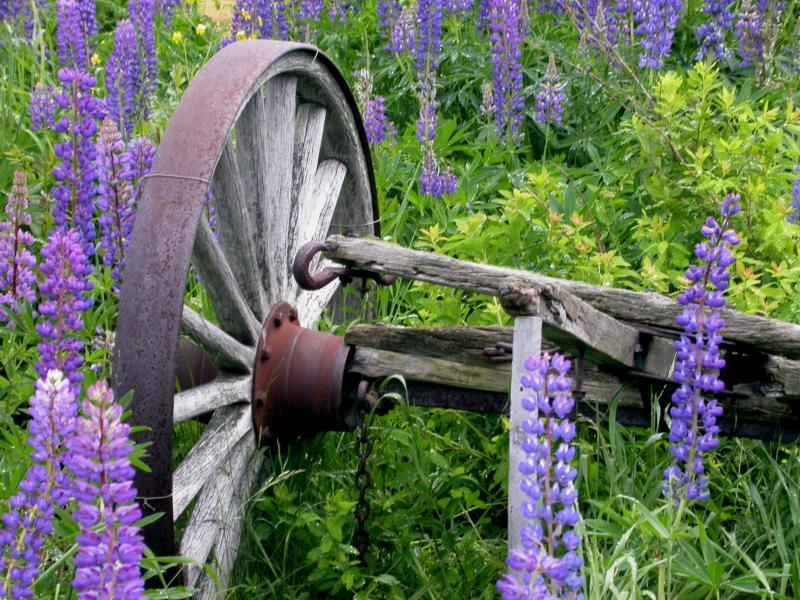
left=292, top=240, right=398, bottom=291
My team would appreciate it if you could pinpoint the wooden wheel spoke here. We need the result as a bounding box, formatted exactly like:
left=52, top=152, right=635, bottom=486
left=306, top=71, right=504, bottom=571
left=192, top=215, right=260, bottom=344
left=172, top=404, right=252, bottom=518
left=195, top=453, right=266, bottom=597
left=173, top=373, right=251, bottom=423
left=294, top=259, right=341, bottom=327
left=180, top=434, right=256, bottom=589
left=254, top=74, right=297, bottom=306
left=181, top=306, right=254, bottom=374
left=289, top=104, right=327, bottom=258
left=212, top=142, right=267, bottom=319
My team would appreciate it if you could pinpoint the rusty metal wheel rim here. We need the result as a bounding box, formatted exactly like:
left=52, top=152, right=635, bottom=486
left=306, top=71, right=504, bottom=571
left=112, top=40, right=379, bottom=589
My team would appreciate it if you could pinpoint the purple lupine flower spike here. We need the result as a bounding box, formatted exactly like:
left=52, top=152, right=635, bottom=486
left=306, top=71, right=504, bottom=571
left=158, top=0, right=180, bottom=22
left=36, top=229, right=94, bottom=393
left=364, top=96, right=394, bottom=145
left=52, top=68, right=104, bottom=254
left=125, top=136, right=156, bottom=205
left=106, top=19, right=141, bottom=137
left=488, top=0, right=525, bottom=141
left=0, top=171, right=37, bottom=323
left=535, top=56, right=566, bottom=125
left=97, top=119, right=137, bottom=283
left=55, top=0, right=88, bottom=70
left=663, top=194, right=741, bottom=504
left=634, top=0, right=682, bottom=68
left=29, top=84, right=56, bottom=131
left=0, top=370, right=78, bottom=600
left=790, top=167, right=800, bottom=224
left=69, top=380, right=146, bottom=599
left=389, top=3, right=416, bottom=53
left=499, top=352, right=584, bottom=599
left=695, top=0, right=735, bottom=61
left=736, top=0, right=783, bottom=69
left=129, top=0, right=157, bottom=119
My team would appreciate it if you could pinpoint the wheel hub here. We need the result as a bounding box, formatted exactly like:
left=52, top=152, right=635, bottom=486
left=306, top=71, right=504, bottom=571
left=251, top=302, right=355, bottom=444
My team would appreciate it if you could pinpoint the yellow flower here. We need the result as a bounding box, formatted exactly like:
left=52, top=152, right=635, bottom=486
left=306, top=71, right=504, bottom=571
left=171, top=31, right=184, bottom=44
left=235, top=29, right=247, bottom=41
left=90, top=53, right=101, bottom=66
left=195, top=23, right=207, bottom=36
left=186, top=0, right=197, bottom=4
left=242, top=9, right=251, bottom=20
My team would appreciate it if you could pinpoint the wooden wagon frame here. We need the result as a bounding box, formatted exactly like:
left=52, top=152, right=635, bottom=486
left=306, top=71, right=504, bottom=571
left=112, top=40, right=800, bottom=596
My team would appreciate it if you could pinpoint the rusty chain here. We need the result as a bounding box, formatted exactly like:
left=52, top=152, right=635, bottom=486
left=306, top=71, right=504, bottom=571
left=352, top=381, right=373, bottom=561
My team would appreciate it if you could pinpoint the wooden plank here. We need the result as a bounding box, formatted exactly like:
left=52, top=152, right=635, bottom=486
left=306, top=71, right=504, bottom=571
left=499, top=278, right=675, bottom=377
left=324, top=235, right=800, bottom=360
left=289, top=104, right=327, bottom=258
left=212, top=141, right=267, bottom=320
left=172, top=404, right=251, bottom=519
left=508, top=317, right=541, bottom=558
left=192, top=214, right=260, bottom=345
left=195, top=453, right=266, bottom=598
left=180, top=433, right=254, bottom=589
left=180, top=306, right=254, bottom=374
left=173, top=374, right=251, bottom=423
left=258, top=74, right=297, bottom=306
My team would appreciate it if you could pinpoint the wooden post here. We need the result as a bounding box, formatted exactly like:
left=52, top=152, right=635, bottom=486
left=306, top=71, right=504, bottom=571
left=508, top=317, right=542, bottom=557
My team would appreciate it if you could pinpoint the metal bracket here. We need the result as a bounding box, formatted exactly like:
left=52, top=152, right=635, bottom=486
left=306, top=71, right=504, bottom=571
left=292, top=240, right=397, bottom=291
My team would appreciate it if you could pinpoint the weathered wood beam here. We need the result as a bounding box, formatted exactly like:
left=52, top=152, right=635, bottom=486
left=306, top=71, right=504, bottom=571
left=324, top=235, right=800, bottom=360
left=499, top=278, right=674, bottom=377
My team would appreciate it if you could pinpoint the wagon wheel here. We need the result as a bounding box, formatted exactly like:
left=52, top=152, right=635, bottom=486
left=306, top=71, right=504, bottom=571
left=112, top=40, right=378, bottom=595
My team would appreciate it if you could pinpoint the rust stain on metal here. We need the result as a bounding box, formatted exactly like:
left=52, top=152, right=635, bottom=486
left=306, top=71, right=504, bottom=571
left=251, top=302, right=355, bottom=443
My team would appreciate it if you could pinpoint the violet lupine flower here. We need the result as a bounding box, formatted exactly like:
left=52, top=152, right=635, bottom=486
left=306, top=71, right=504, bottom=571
left=498, top=352, right=584, bottom=600
left=129, top=0, right=157, bottom=119
left=789, top=166, right=800, bottom=224
left=77, top=0, right=97, bottom=38
left=378, top=0, right=401, bottom=27
left=297, top=0, right=323, bottom=22
left=125, top=136, right=156, bottom=205
left=535, top=57, right=566, bottom=125
left=157, top=0, right=180, bottom=23
left=695, top=0, right=735, bottom=61
left=488, top=0, right=525, bottom=141
left=257, top=0, right=289, bottom=40
left=328, top=0, right=356, bottom=22
left=735, top=1, right=782, bottom=69
left=444, top=0, right=473, bottom=12
left=416, top=0, right=444, bottom=73
left=55, top=0, right=89, bottom=70
left=0, top=171, right=37, bottom=322
left=52, top=68, right=104, bottom=254
left=0, top=370, right=77, bottom=600
left=364, top=96, right=394, bottom=145
left=390, top=3, right=417, bottom=53
left=97, top=119, right=136, bottom=283
left=69, top=380, right=146, bottom=599
left=106, top=19, right=141, bottom=138
left=419, top=154, right=457, bottom=197
left=663, top=194, right=740, bottom=504
left=634, top=0, right=682, bottom=68
left=36, top=228, right=94, bottom=393
left=29, top=83, right=56, bottom=131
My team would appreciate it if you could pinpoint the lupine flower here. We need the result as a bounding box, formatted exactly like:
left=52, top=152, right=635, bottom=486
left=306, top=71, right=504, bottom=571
left=535, top=56, right=566, bottom=125
left=106, top=19, right=141, bottom=138
left=2, top=0, right=49, bottom=35
left=0, top=171, right=37, bottom=322
left=488, top=0, right=525, bottom=141
left=257, top=0, right=289, bottom=40
left=444, top=0, right=473, bottom=11
left=125, top=136, right=156, bottom=205
left=789, top=166, right=800, bottom=224
left=663, top=194, right=740, bottom=504
left=328, top=0, right=356, bottom=22
left=223, top=0, right=260, bottom=44
left=364, top=96, right=394, bottom=145
left=29, top=84, right=56, bottom=131
left=36, top=228, right=94, bottom=393
left=158, top=0, right=180, bottom=22
left=634, top=0, right=682, bottom=68
left=52, top=68, right=104, bottom=255
left=498, top=352, right=584, bottom=600
left=736, top=0, right=783, bottom=69
left=389, top=3, right=416, bottom=53
left=129, top=0, right=157, bottom=119
left=419, top=153, right=457, bottom=197
left=297, top=0, right=323, bottom=23
left=77, top=0, right=97, bottom=38
left=55, top=0, right=89, bottom=70
left=695, top=0, right=735, bottom=61
left=479, top=81, right=495, bottom=115
left=378, top=0, right=401, bottom=28
left=0, top=370, right=77, bottom=600
left=416, top=0, right=444, bottom=73
left=97, top=119, right=136, bottom=283
left=69, top=380, right=146, bottom=599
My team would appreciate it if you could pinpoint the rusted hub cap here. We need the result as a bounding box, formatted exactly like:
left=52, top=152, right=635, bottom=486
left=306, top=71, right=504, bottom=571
left=252, top=302, right=355, bottom=443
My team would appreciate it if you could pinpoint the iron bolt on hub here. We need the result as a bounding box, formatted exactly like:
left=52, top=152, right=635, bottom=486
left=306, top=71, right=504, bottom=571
left=251, top=302, right=355, bottom=444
